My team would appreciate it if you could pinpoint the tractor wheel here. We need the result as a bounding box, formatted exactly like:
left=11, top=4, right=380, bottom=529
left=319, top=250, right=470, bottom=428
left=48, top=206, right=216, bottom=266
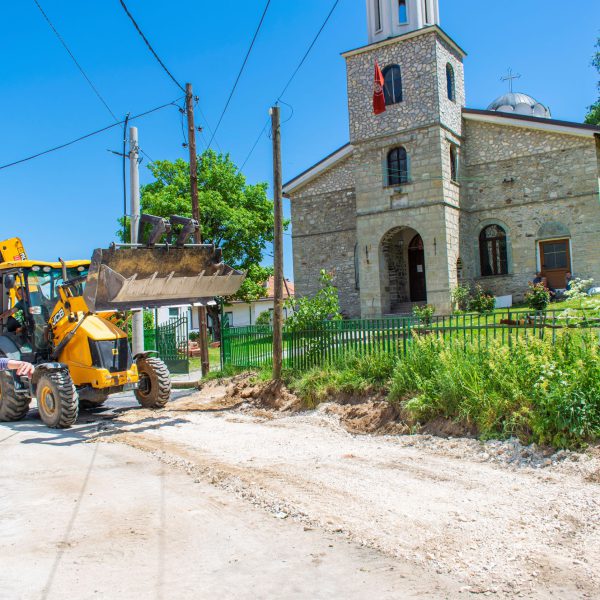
left=36, top=371, right=79, bottom=429
left=134, top=357, right=171, bottom=409
left=0, top=372, right=30, bottom=422
left=78, top=390, right=109, bottom=410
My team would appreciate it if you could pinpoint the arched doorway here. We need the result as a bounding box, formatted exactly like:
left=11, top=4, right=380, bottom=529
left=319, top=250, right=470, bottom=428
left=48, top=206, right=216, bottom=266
left=380, top=227, right=428, bottom=313
left=408, top=234, right=427, bottom=302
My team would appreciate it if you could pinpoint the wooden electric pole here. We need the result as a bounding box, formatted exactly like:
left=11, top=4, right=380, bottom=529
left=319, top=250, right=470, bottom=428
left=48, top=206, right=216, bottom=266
left=270, top=106, right=284, bottom=381
left=186, top=82, right=210, bottom=377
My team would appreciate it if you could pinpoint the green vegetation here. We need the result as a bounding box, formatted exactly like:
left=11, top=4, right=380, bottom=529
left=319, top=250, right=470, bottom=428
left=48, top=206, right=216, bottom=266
left=286, top=352, right=396, bottom=408
left=585, top=36, right=600, bottom=126
left=118, top=149, right=284, bottom=338
left=525, top=283, right=551, bottom=311
left=412, top=304, right=435, bottom=324
left=280, top=333, right=600, bottom=448
left=189, top=346, right=222, bottom=372
left=284, top=270, right=342, bottom=331
left=390, top=335, right=600, bottom=448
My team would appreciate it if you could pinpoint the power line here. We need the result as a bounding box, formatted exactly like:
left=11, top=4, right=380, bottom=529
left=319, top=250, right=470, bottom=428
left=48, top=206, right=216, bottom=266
left=240, top=0, right=341, bottom=170
left=207, top=0, right=272, bottom=149
left=276, top=0, right=340, bottom=103
left=118, top=0, right=186, bottom=94
left=33, top=0, right=119, bottom=122
left=0, top=98, right=182, bottom=171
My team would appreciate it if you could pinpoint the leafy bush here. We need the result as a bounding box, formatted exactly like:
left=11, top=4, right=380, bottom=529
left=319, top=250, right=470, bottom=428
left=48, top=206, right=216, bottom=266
left=451, top=284, right=471, bottom=312
left=525, top=283, right=551, bottom=311
left=468, top=285, right=496, bottom=314
left=412, top=304, right=435, bottom=324
left=389, top=335, right=600, bottom=448
left=255, top=310, right=273, bottom=326
left=189, top=331, right=200, bottom=342
left=285, top=270, right=341, bottom=331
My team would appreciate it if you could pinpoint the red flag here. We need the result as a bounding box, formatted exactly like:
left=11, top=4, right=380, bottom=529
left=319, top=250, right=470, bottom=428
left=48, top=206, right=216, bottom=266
left=373, top=61, right=386, bottom=115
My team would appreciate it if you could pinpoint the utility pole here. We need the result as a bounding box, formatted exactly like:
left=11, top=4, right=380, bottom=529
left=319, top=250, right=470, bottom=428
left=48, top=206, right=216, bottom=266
left=185, top=82, right=210, bottom=377
left=129, top=126, right=144, bottom=356
left=270, top=106, right=283, bottom=381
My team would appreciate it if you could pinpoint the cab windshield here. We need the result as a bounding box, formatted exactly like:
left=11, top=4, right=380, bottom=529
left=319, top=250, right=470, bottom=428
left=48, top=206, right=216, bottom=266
left=23, top=266, right=89, bottom=350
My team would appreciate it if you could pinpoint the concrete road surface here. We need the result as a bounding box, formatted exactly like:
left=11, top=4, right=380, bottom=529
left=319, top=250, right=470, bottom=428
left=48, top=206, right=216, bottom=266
left=0, top=394, right=456, bottom=600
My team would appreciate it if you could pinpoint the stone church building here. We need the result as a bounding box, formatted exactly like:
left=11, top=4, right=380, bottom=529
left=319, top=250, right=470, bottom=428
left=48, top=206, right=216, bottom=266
left=283, top=0, right=600, bottom=316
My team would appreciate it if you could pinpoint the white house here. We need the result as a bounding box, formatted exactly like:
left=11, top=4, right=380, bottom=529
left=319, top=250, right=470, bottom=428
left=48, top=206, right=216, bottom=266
left=223, top=277, right=295, bottom=328
left=153, top=277, right=295, bottom=330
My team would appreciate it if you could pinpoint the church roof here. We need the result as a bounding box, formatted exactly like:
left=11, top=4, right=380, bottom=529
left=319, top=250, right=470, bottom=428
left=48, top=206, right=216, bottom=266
left=487, top=92, right=552, bottom=119
left=283, top=143, right=353, bottom=195
left=463, top=108, right=600, bottom=137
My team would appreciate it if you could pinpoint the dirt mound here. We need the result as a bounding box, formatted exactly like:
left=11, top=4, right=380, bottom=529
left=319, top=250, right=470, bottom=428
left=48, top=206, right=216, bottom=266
left=324, top=401, right=411, bottom=435
left=420, top=417, right=478, bottom=439
left=223, top=377, right=303, bottom=413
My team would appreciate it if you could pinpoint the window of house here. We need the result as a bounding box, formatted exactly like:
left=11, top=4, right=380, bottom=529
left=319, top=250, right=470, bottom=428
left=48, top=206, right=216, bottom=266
left=383, top=65, right=403, bottom=105
left=224, top=311, right=233, bottom=327
left=387, top=147, right=409, bottom=185
left=479, top=225, right=508, bottom=276
left=374, top=0, right=382, bottom=31
left=450, top=145, right=458, bottom=182
left=446, top=63, right=455, bottom=101
left=398, top=0, right=408, bottom=23
left=168, top=308, right=179, bottom=319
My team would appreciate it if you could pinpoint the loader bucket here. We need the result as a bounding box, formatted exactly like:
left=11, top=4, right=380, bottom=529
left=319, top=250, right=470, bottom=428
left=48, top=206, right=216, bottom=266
left=83, top=245, right=245, bottom=312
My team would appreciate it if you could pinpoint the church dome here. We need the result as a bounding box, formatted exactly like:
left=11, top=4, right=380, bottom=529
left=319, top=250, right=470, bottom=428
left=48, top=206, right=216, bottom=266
left=487, top=92, right=551, bottom=119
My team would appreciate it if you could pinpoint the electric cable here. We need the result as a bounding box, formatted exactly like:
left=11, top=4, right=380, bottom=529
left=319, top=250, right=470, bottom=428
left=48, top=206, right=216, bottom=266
left=117, top=0, right=186, bottom=94
left=206, top=0, right=272, bottom=149
left=33, top=0, right=119, bottom=123
left=0, top=97, right=182, bottom=171
left=240, top=0, right=341, bottom=170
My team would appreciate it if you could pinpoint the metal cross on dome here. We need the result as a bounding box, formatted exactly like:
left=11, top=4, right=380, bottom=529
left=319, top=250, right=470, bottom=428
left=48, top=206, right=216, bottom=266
left=500, top=68, right=522, bottom=93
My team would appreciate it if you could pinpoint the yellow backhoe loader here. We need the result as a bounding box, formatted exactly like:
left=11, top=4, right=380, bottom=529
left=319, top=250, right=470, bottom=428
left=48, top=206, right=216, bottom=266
left=0, top=216, right=244, bottom=428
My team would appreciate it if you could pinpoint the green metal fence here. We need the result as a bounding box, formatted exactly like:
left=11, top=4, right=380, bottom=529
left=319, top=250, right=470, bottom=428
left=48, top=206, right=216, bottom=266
left=221, top=309, right=600, bottom=371
left=143, top=316, right=190, bottom=375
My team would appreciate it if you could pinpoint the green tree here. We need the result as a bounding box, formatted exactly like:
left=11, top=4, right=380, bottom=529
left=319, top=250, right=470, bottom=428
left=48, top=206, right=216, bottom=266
left=119, top=150, right=282, bottom=338
left=585, top=37, right=600, bottom=125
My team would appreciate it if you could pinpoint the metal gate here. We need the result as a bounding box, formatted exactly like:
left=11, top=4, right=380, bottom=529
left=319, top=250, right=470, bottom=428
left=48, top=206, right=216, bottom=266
left=155, top=316, right=189, bottom=375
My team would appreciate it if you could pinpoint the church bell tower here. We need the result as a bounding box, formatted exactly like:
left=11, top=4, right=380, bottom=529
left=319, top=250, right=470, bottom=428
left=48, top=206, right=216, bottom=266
left=367, top=0, right=440, bottom=44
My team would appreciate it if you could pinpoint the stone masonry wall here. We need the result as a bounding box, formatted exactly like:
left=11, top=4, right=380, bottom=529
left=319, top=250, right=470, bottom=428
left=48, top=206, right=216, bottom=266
left=289, top=156, right=360, bottom=317
left=460, top=119, right=600, bottom=300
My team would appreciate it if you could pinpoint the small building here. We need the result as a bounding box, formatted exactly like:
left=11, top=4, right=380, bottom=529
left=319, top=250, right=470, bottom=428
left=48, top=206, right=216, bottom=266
left=222, top=277, right=295, bottom=328
left=284, top=0, right=600, bottom=316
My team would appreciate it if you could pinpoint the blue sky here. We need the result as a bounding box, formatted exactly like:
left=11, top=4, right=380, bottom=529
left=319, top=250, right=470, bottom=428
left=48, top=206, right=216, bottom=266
left=1, top=0, right=598, bottom=280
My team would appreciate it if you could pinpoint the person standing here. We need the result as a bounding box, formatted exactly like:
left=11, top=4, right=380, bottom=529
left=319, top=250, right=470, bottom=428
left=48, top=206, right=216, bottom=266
left=0, top=357, right=34, bottom=377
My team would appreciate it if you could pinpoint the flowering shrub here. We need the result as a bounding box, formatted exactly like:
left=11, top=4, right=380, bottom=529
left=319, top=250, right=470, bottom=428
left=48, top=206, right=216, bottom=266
left=468, top=285, right=496, bottom=314
left=525, top=283, right=551, bottom=311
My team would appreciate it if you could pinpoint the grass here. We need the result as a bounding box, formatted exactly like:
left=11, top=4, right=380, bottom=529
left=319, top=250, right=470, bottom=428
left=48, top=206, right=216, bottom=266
left=189, top=346, right=222, bottom=372
left=270, top=332, right=600, bottom=449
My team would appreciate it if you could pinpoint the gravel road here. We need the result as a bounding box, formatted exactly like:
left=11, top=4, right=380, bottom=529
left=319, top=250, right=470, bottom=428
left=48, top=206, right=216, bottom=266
left=2, top=385, right=599, bottom=599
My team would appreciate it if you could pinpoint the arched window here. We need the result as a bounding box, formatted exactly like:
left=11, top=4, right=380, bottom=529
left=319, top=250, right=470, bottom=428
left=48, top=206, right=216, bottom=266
left=450, top=145, right=458, bottom=182
left=387, top=147, right=408, bottom=185
left=383, top=65, right=403, bottom=105
left=398, top=0, right=408, bottom=23
left=446, top=63, right=455, bottom=101
left=479, top=225, right=508, bottom=276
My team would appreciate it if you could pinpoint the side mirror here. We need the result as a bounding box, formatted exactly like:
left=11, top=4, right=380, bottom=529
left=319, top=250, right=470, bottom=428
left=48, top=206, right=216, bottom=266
left=4, top=275, right=15, bottom=290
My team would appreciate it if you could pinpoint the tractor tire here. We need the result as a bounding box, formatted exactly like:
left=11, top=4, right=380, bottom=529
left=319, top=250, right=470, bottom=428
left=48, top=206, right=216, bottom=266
left=0, top=371, right=30, bottom=422
left=78, top=389, right=109, bottom=410
left=36, top=371, right=79, bottom=429
left=134, top=357, right=171, bottom=409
